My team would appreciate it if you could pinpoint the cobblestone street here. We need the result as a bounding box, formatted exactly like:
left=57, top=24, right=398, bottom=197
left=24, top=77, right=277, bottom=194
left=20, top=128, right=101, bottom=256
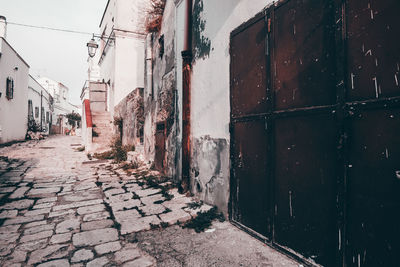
left=0, top=136, right=297, bottom=267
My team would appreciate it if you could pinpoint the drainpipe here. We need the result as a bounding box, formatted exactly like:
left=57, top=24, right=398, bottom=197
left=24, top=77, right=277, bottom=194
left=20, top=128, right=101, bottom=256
left=146, top=34, right=153, bottom=99
left=181, top=0, right=193, bottom=192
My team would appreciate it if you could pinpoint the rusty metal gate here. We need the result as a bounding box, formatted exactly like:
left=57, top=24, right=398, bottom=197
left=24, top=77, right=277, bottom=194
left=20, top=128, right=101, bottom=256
left=230, top=0, right=400, bottom=266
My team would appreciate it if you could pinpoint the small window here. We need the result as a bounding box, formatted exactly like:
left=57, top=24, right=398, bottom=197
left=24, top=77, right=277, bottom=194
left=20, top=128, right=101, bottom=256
left=41, top=107, right=45, bottom=122
left=35, top=107, right=39, bottom=118
left=28, top=100, right=33, bottom=120
left=6, top=77, right=14, bottom=100
left=139, top=128, right=144, bottom=144
left=46, top=112, right=49, bottom=123
left=159, top=35, right=164, bottom=58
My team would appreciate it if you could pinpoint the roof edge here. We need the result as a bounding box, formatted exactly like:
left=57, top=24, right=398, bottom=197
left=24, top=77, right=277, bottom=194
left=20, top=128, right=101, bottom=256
left=99, top=0, right=111, bottom=28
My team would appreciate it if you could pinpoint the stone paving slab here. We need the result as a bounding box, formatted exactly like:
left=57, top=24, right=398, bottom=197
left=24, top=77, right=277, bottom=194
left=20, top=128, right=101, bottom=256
left=3, top=215, right=44, bottom=225
left=37, top=259, right=70, bottom=267
left=2, top=199, right=34, bottom=210
left=0, top=210, right=18, bottom=218
left=72, top=228, right=118, bottom=247
left=0, top=136, right=296, bottom=267
left=81, top=219, right=114, bottom=231
left=94, top=241, right=121, bottom=255
left=49, top=233, right=72, bottom=244
left=120, top=215, right=161, bottom=234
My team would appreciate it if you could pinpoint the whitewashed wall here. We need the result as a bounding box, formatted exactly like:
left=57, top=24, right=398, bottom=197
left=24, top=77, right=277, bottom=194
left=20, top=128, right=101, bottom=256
left=175, top=0, right=275, bottom=214
left=0, top=38, right=29, bottom=143
left=114, top=35, right=145, bottom=106
left=98, top=0, right=148, bottom=118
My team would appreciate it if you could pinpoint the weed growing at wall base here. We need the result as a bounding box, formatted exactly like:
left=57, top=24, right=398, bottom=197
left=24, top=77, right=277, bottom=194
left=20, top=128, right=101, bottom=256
left=183, top=207, right=225, bottom=233
left=93, top=136, right=135, bottom=163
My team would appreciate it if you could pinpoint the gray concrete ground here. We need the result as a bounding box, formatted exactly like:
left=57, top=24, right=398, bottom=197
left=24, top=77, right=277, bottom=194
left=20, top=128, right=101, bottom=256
left=0, top=135, right=298, bottom=267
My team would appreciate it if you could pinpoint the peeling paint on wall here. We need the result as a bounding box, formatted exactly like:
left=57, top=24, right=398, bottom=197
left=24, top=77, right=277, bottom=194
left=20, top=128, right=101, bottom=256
left=192, top=0, right=211, bottom=60
left=191, top=135, right=230, bottom=215
left=143, top=0, right=180, bottom=179
left=114, top=88, right=144, bottom=147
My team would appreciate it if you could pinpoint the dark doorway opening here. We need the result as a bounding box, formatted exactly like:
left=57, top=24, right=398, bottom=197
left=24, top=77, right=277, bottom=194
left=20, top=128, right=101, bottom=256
left=155, top=121, right=166, bottom=173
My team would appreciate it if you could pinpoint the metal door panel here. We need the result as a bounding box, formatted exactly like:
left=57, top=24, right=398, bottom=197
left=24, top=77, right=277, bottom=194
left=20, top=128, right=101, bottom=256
left=347, top=0, right=400, bottom=101
left=229, top=0, right=400, bottom=265
left=273, top=0, right=337, bottom=110
left=346, top=108, right=400, bottom=267
left=231, top=18, right=268, bottom=118
left=232, top=119, right=271, bottom=238
left=274, top=114, right=338, bottom=266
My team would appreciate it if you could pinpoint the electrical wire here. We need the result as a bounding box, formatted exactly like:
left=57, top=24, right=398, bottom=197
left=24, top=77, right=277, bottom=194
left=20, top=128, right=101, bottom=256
left=7, top=21, right=92, bottom=36
left=7, top=21, right=147, bottom=38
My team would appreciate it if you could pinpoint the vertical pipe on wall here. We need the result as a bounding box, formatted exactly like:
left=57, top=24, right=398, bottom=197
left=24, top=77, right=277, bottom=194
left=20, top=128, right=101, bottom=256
left=181, top=0, right=193, bottom=192
left=146, top=34, right=153, bottom=99
left=40, top=91, right=43, bottom=131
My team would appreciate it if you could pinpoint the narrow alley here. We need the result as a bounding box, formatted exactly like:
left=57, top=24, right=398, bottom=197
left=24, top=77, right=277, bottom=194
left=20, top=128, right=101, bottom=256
left=0, top=136, right=297, bottom=267
left=1, top=0, right=399, bottom=266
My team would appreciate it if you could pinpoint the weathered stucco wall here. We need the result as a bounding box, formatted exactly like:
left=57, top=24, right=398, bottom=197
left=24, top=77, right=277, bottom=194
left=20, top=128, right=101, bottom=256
left=114, top=88, right=144, bottom=147
left=185, top=0, right=275, bottom=214
left=144, top=0, right=180, bottom=178
left=0, top=38, right=29, bottom=143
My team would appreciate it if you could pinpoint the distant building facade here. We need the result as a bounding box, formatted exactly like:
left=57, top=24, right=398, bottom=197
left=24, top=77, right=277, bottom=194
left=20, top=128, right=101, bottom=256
left=37, top=77, right=78, bottom=134
left=28, top=75, right=54, bottom=135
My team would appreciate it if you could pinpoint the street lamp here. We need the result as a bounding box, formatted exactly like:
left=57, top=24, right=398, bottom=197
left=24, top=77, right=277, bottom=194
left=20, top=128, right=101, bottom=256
left=87, top=37, right=98, bottom=58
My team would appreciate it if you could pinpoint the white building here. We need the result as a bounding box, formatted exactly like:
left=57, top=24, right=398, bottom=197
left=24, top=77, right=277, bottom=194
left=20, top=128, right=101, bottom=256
left=0, top=17, right=30, bottom=144
left=37, top=77, right=78, bottom=134
left=28, top=75, right=53, bottom=135
left=98, top=0, right=148, bottom=117
left=81, top=0, right=149, bottom=152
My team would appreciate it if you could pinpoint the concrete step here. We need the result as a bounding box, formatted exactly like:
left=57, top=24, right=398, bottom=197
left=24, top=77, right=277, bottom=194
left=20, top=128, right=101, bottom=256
left=93, top=127, right=113, bottom=132
left=92, top=125, right=113, bottom=130
left=92, top=116, right=111, bottom=121
left=93, top=128, right=112, bottom=132
left=92, top=111, right=110, bottom=115
left=92, top=119, right=112, bottom=124
left=92, top=136, right=112, bottom=143
left=92, top=121, right=112, bottom=125
left=92, top=113, right=111, bottom=117
left=93, top=134, right=114, bottom=139
left=93, top=137, right=114, bottom=142
left=92, top=122, right=112, bottom=126
left=91, top=115, right=110, bottom=119
left=90, top=109, right=114, bottom=152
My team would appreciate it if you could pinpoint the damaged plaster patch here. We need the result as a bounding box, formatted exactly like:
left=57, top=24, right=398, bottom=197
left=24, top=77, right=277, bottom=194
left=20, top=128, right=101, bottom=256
left=192, top=0, right=211, bottom=60
left=192, top=136, right=229, bottom=215
left=156, top=70, right=176, bottom=126
left=114, top=88, right=144, bottom=146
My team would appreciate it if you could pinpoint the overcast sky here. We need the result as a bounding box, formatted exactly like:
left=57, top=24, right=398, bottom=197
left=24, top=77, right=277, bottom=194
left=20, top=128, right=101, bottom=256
left=0, top=0, right=108, bottom=105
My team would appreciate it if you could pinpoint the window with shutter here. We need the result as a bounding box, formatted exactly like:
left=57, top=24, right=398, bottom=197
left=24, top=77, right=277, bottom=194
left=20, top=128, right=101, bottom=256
left=6, top=77, right=14, bottom=100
